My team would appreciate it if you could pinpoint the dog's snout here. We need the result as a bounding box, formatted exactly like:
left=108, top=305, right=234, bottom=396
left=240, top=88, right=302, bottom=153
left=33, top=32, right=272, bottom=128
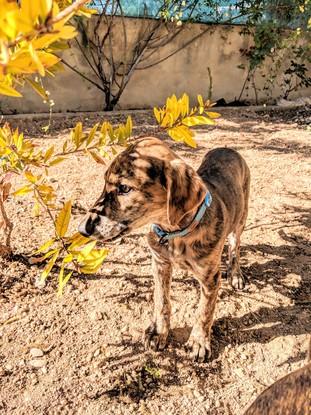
left=78, top=216, right=97, bottom=237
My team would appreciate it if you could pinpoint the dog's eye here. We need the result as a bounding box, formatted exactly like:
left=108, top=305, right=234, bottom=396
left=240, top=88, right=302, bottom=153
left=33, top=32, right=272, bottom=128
left=117, top=184, right=132, bottom=195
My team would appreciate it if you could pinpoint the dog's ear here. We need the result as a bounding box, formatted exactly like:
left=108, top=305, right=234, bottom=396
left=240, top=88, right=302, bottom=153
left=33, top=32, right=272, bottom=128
left=166, top=159, right=207, bottom=227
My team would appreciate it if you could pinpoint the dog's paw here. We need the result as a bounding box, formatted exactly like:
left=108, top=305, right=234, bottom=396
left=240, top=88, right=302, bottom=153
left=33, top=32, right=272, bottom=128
left=186, top=333, right=211, bottom=363
left=230, top=271, right=245, bottom=290
left=144, top=322, right=169, bottom=351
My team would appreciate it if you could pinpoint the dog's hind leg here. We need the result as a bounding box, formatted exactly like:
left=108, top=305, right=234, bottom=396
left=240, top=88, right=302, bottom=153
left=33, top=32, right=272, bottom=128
left=227, top=230, right=245, bottom=290
left=227, top=172, right=250, bottom=290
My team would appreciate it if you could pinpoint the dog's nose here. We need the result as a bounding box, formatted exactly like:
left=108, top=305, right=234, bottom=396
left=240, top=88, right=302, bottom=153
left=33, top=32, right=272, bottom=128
left=78, top=217, right=95, bottom=237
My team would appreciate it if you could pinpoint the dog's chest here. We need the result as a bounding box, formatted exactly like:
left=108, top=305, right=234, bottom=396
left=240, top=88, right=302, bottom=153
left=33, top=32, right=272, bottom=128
left=168, top=240, right=202, bottom=273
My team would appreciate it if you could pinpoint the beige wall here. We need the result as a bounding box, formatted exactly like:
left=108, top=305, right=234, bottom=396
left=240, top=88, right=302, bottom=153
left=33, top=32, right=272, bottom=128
left=1, top=17, right=310, bottom=114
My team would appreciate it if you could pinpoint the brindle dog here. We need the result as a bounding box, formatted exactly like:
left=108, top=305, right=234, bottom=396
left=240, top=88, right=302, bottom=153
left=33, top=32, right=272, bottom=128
left=79, top=137, right=250, bottom=361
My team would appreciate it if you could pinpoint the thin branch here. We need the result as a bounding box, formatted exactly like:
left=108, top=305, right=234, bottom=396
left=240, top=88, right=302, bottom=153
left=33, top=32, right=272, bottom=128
left=136, top=10, right=259, bottom=71
left=61, top=59, right=106, bottom=92
left=48, top=0, right=91, bottom=25
left=0, top=197, right=13, bottom=252
left=74, top=37, right=101, bottom=80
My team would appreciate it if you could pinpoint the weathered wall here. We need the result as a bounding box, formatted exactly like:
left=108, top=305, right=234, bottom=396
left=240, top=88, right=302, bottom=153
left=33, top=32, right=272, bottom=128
left=1, top=17, right=310, bottom=114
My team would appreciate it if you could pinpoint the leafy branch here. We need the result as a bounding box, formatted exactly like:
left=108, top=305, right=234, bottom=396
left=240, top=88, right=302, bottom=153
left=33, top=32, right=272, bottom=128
left=154, top=93, right=220, bottom=147
left=0, top=116, right=132, bottom=293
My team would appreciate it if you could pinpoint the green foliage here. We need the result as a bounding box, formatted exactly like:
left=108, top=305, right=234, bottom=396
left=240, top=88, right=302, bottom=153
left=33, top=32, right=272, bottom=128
left=238, top=0, right=311, bottom=102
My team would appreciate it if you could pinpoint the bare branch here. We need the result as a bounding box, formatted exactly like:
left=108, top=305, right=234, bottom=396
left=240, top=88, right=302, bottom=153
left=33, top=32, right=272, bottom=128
left=61, top=59, right=106, bottom=92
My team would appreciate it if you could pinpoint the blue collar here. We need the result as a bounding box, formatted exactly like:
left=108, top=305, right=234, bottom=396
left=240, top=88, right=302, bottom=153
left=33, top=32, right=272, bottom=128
left=151, top=191, right=212, bottom=244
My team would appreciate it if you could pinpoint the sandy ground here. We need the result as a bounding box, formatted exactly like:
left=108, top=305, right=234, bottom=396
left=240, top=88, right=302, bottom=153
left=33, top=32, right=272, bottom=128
left=0, top=108, right=310, bottom=415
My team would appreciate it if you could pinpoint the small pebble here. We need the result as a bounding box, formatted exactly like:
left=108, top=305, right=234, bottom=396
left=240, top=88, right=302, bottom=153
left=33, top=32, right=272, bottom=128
left=30, top=348, right=44, bottom=358
left=193, top=390, right=202, bottom=399
left=29, top=359, right=46, bottom=368
left=93, top=348, right=101, bottom=358
left=90, top=310, right=103, bottom=321
left=4, top=364, right=13, bottom=372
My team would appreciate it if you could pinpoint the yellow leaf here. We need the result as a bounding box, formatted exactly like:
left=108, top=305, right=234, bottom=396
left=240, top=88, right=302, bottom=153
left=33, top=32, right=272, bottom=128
left=86, top=123, right=99, bottom=146
left=0, top=82, right=22, bottom=97
left=126, top=116, right=133, bottom=137
left=58, top=265, right=73, bottom=296
left=63, top=253, right=73, bottom=263
left=20, top=0, right=38, bottom=28
left=197, top=94, right=204, bottom=107
left=13, top=185, right=32, bottom=196
left=68, top=232, right=90, bottom=250
left=44, top=145, right=54, bottom=162
left=182, top=115, right=216, bottom=127
left=78, top=240, right=97, bottom=260
left=41, top=250, right=59, bottom=281
left=206, top=112, right=221, bottom=119
left=72, top=122, right=83, bottom=148
left=26, top=78, right=49, bottom=100
left=33, top=200, right=41, bottom=217
left=49, top=156, right=65, bottom=166
left=87, top=149, right=106, bottom=165
left=80, top=248, right=108, bottom=273
left=168, top=126, right=197, bottom=148
left=38, top=0, right=53, bottom=20
left=55, top=200, right=71, bottom=237
left=153, top=107, right=161, bottom=123
left=55, top=25, right=77, bottom=40
left=29, top=43, right=45, bottom=76
left=35, top=239, right=55, bottom=254
left=183, top=133, right=197, bottom=148
left=29, top=248, right=58, bottom=264
left=180, top=93, right=189, bottom=117
left=62, top=140, right=68, bottom=153
left=24, top=171, right=38, bottom=183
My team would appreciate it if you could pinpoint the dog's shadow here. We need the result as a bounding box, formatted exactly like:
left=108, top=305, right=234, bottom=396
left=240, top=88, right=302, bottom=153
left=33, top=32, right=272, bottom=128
left=167, top=300, right=310, bottom=360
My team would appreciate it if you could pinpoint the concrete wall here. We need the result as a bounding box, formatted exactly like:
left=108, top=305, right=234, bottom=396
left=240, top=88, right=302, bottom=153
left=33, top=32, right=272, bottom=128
left=1, top=17, right=310, bottom=114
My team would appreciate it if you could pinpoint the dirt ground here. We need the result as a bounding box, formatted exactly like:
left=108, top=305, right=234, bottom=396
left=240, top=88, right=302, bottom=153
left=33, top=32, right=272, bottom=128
left=0, top=108, right=310, bottom=415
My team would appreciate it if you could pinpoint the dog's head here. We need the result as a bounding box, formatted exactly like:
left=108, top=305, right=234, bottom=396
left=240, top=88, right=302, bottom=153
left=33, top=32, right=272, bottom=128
left=78, top=137, right=207, bottom=241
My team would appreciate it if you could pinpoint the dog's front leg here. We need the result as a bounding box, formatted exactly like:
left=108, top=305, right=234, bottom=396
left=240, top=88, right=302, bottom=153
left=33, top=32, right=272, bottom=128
left=144, top=254, right=172, bottom=351
left=187, top=269, right=221, bottom=362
